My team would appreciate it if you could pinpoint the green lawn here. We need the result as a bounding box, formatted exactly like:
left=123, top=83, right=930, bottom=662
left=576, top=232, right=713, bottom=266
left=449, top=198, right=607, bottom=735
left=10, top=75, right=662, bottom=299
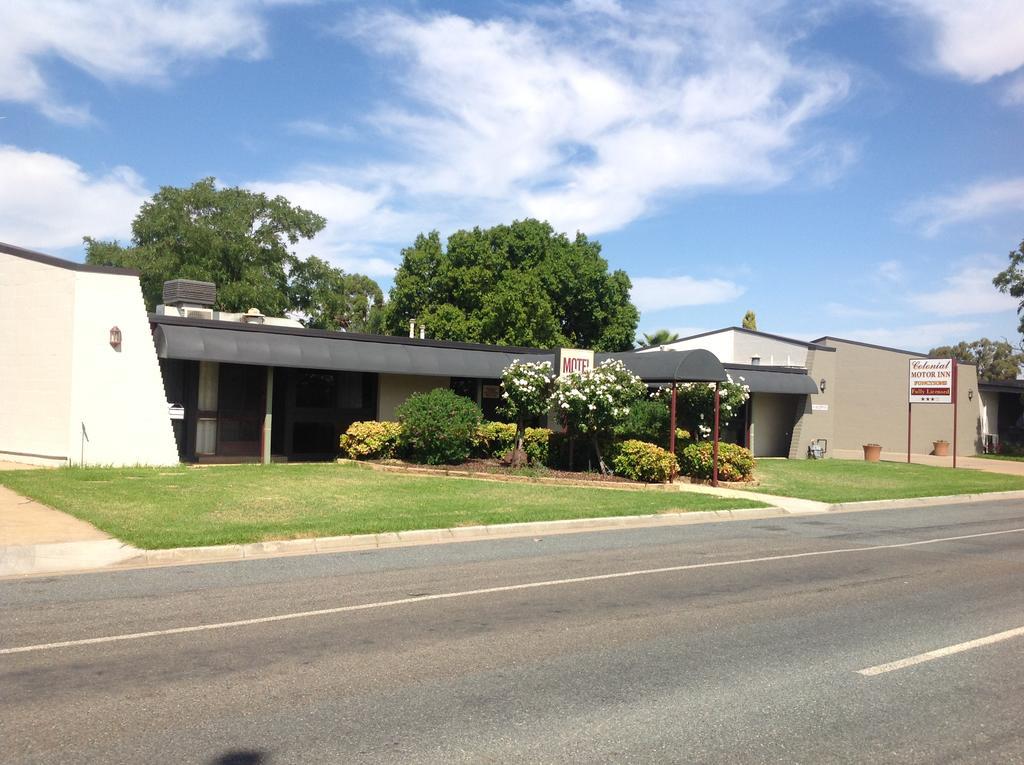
left=0, top=463, right=769, bottom=549
left=740, top=459, right=1024, bottom=503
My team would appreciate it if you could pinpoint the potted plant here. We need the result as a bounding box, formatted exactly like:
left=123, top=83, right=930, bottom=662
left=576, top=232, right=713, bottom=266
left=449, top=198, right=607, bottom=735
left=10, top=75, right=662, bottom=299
left=862, top=443, right=882, bottom=462
left=932, top=440, right=950, bottom=457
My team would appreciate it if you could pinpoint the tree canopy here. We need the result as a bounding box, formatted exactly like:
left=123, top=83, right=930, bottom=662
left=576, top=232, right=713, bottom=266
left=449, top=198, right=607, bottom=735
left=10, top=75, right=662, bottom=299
left=994, top=237, right=1024, bottom=336
left=84, top=178, right=381, bottom=332
left=742, top=310, right=757, bottom=330
left=928, top=338, right=1023, bottom=381
left=380, top=219, right=639, bottom=350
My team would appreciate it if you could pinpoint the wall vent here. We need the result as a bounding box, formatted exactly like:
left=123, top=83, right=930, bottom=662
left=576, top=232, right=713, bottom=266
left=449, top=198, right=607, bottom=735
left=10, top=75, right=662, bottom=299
left=185, top=308, right=215, bottom=320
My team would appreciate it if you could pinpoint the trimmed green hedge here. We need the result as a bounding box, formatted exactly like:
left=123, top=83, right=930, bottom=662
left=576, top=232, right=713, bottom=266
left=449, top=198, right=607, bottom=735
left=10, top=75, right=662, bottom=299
left=612, top=439, right=679, bottom=483
left=680, top=441, right=755, bottom=482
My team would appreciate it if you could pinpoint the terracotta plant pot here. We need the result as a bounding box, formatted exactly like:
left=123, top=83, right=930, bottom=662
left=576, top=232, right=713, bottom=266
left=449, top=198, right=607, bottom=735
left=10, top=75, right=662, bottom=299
left=862, top=443, right=882, bottom=462
left=933, top=440, right=950, bottom=457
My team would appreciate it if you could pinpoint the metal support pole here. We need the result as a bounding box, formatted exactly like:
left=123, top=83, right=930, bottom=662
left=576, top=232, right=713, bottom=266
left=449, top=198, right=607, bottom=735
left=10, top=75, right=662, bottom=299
left=952, top=360, right=958, bottom=469
left=669, top=382, right=678, bottom=455
left=261, top=367, right=274, bottom=465
left=907, top=402, right=912, bottom=464
left=713, top=382, right=720, bottom=487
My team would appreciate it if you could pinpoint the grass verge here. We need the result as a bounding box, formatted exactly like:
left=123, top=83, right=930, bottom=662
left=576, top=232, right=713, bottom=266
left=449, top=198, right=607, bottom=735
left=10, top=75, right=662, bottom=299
left=739, top=459, right=1024, bottom=503
left=0, top=463, right=769, bottom=549
left=976, top=454, right=1024, bottom=462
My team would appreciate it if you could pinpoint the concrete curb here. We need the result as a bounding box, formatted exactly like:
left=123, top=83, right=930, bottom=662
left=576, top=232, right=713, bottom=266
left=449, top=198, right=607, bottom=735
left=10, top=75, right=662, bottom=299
left=1, top=505, right=786, bottom=578
left=5, top=489, right=1024, bottom=580
left=828, top=489, right=1024, bottom=513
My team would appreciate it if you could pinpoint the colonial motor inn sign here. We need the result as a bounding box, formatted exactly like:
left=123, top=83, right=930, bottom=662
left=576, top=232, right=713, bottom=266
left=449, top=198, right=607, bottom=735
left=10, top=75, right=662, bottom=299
left=556, top=348, right=594, bottom=377
left=908, top=358, right=953, bottom=404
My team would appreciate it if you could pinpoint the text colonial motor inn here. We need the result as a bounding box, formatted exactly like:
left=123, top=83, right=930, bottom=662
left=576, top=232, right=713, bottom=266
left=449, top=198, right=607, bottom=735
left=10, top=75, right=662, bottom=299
left=0, top=243, right=1008, bottom=467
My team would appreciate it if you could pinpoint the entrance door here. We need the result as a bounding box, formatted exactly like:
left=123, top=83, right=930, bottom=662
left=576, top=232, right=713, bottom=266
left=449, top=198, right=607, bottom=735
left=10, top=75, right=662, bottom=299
left=216, top=363, right=265, bottom=457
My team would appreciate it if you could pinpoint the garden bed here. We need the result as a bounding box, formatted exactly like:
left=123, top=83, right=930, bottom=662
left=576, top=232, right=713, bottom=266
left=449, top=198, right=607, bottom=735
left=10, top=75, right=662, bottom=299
left=338, top=458, right=667, bottom=490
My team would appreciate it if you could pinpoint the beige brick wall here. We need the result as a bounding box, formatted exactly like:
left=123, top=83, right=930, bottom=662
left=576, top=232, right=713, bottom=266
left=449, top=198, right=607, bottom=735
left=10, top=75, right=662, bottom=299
left=823, top=339, right=982, bottom=456
left=377, top=374, right=451, bottom=421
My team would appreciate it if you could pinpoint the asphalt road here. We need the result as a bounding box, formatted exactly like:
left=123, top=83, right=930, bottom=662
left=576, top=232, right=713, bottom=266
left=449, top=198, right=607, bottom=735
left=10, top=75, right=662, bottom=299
left=3, top=501, right=1024, bottom=764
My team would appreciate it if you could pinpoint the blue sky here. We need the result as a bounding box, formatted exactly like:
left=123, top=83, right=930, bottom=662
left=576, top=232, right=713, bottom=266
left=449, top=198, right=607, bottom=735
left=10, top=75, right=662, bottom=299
left=3, top=0, right=1023, bottom=351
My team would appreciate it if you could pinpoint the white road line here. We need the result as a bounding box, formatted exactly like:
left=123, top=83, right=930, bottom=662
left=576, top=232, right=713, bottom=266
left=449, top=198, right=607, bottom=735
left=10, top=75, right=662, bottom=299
left=858, top=625, right=1024, bottom=676
left=3, top=525, right=1024, bottom=657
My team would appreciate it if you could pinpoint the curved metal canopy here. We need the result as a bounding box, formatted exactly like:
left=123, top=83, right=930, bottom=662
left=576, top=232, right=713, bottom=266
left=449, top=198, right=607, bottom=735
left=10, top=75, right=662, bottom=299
left=597, top=349, right=727, bottom=383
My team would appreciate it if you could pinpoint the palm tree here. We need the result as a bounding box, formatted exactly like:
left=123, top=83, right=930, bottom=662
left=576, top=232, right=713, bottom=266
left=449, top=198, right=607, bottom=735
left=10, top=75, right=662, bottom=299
left=639, top=329, right=681, bottom=348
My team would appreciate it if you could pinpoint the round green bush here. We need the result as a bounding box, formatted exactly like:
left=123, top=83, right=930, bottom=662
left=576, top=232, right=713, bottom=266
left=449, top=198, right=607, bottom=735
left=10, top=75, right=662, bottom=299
left=679, top=441, right=755, bottom=482
left=396, top=388, right=483, bottom=465
left=339, top=420, right=402, bottom=460
left=612, top=439, right=679, bottom=483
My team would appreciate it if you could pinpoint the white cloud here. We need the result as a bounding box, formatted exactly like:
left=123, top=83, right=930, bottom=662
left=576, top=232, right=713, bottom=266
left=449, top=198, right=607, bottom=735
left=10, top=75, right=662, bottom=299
left=328, top=2, right=850, bottom=237
left=0, top=144, right=147, bottom=249
left=0, top=0, right=268, bottom=122
left=829, top=321, right=984, bottom=352
left=888, top=0, right=1024, bottom=82
left=285, top=120, right=357, bottom=141
left=631, top=275, right=745, bottom=312
left=900, top=177, right=1024, bottom=235
left=876, top=260, right=906, bottom=283
left=246, top=176, right=419, bottom=278
left=908, top=260, right=1018, bottom=316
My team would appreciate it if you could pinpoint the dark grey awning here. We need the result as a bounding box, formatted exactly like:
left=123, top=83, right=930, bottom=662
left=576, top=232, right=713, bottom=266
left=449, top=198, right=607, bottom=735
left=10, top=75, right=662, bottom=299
left=152, top=317, right=730, bottom=383
left=725, top=366, right=819, bottom=394
left=153, top=320, right=552, bottom=378
left=597, top=349, right=726, bottom=382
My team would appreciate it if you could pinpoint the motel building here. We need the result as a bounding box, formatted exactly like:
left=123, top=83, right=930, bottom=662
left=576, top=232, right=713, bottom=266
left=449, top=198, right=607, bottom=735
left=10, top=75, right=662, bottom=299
left=0, top=242, right=1013, bottom=468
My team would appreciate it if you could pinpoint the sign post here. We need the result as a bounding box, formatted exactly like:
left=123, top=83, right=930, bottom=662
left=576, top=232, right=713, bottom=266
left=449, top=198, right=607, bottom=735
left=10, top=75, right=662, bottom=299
left=907, top=358, right=956, bottom=467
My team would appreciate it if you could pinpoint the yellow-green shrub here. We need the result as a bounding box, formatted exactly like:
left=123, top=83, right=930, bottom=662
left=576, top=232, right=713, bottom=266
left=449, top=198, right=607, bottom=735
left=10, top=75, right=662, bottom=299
left=523, top=427, right=552, bottom=465
left=475, top=421, right=517, bottom=458
left=339, top=421, right=402, bottom=460
left=612, top=439, right=679, bottom=483
left=679, top=441, right=754, bottom=482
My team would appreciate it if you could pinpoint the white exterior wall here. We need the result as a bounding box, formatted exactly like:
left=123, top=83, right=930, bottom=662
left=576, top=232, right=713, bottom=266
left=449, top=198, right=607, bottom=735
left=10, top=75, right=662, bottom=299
left=377, top=374, right=451, bottom=421
left=732, top=334, right=807, bottom=367
left=642, top=330, right=736, bottom=360
left=980, top=391, right=999, bottom=443
left=67, top=271, right=179, bottom=466
left=0, top=256, right=76, bottom=464
left=0, top=253, right=179, bottom=466
left=649, top=329, right=807, bottom=366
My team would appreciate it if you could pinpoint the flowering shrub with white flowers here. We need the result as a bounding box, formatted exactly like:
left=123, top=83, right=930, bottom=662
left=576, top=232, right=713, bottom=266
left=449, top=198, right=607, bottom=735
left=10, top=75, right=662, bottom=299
left=676, top=374, right=751, bottom=439
left=551, top=359, right=648, bottom=473
left=499, top=360, right=556, bottom=466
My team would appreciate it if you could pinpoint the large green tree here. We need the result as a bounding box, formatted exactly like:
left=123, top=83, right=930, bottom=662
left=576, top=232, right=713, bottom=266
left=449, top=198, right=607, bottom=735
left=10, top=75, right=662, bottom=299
left=995, top=237, right=1024, bottom=336
left=381, top=219, right=639, bottom=350
left=928, top=338, right=1023, bottom=381
left=85, top=178, right=381, bottom=331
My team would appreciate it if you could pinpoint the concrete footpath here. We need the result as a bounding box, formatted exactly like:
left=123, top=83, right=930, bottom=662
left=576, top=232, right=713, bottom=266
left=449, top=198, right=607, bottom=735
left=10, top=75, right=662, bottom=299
left=4, top=482, right=1024, bottom=578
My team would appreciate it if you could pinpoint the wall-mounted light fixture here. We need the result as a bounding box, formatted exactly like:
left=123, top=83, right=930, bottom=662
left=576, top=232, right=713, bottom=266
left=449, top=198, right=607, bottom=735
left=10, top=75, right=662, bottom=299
left=109, top=326, right=122, bottom=351
left=819, top=378, right=827, bottom=394
left=968, top=388, right=974, bottom=402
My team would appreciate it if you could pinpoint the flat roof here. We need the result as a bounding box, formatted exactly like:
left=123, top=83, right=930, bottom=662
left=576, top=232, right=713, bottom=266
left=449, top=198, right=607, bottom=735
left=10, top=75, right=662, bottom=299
left=0, top=241, right=140, bottom=276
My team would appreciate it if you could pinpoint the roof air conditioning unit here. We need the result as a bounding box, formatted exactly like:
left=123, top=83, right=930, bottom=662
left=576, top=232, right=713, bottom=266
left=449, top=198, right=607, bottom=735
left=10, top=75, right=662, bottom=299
left=184, top=308, right=214, bottom=320
left=163, top=279, right=216, bottom=308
